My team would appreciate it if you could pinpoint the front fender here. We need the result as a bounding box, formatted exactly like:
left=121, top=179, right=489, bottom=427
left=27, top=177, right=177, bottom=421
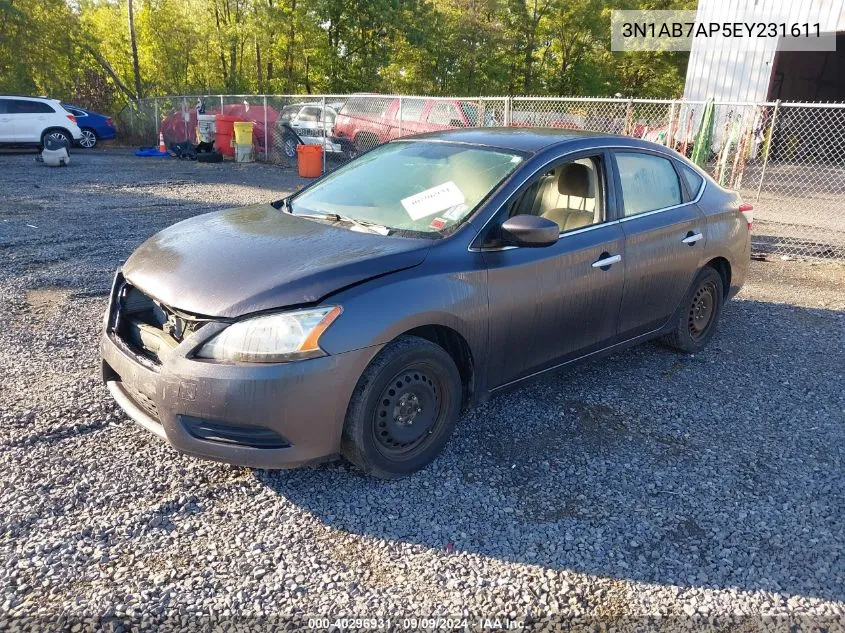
left=318, top=262, right=489, bottom=389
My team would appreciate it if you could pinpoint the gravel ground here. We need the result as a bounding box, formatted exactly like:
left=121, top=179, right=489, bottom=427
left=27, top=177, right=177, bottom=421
left=1, top=149, right=844, bottom=631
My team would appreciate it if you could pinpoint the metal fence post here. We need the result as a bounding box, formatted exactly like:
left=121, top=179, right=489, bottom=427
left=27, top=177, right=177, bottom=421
left=624, top=98, right=634, bottom=136
left=152, top=98, right=159, bottom=142
left=219, top=95, right=224, bottom=111
left=321, top=96, right=327, bottom=174
left=398, top=97, right=403, bottom=138
left=504, top=96, right=511, bottom=126
left=263, top=95, right=268, bottom=161
left=666, top=100, right=677, bottom=147
left=756, top=99, right=780, bottom=202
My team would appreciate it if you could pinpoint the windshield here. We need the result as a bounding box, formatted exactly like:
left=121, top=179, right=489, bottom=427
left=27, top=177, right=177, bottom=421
left=290, top=141, right=523, bottom=234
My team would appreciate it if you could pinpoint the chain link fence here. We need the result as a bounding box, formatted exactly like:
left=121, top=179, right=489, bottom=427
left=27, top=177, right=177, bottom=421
left=117, top=94, right=845, bottom=260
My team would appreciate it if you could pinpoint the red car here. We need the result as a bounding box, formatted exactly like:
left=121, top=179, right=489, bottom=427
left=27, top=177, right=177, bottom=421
left=333, top=96, right=493, bottom=151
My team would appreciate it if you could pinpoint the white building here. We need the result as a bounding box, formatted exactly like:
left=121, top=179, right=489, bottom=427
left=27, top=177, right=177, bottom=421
left=683, top=0, right=845, bottom=103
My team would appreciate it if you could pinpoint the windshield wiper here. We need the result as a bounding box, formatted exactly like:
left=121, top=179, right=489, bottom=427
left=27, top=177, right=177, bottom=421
left=291, top=209, right=390, bottom=235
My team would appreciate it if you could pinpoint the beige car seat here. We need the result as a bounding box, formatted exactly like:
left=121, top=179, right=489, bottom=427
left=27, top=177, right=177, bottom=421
left=540, top=162, right=597, bottom=232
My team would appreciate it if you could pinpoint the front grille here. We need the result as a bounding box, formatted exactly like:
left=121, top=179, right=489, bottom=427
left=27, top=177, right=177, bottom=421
left=111, top=282, right=206, bottom=364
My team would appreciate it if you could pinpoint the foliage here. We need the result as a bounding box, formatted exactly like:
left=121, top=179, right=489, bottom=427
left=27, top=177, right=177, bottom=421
left=0, top=0, right=693, bottom=112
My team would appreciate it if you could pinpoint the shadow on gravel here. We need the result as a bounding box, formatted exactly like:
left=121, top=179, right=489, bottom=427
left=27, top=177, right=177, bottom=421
left=256, top=298, right=844, bottom=603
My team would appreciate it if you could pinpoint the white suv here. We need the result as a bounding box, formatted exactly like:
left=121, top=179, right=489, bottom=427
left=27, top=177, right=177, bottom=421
left=0, top=96, right=83, bottom=148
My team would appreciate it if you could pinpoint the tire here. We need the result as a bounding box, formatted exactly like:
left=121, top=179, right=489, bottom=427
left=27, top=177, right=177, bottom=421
left=282, top=135, right=298, bottom=159
left=660, top=266, right=724, bottom=353
left=196, top=151, right=223, bottom=163
left=337, top=139, right=358, bottom=161
left=41, top=129, right=72, bottom=149
left=341, top=335, right=462, bottom=479
left=79, top=128, right=97, bottom=149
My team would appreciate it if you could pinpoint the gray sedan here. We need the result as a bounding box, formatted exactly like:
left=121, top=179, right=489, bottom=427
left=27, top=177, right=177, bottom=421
left=101, top=128, right=752, bottom=478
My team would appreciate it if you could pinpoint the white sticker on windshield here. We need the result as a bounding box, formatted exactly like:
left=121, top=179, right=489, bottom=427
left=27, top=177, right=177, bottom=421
left=401, top=181, right=466, bottom=221
left=443, top=203, right=468, bottom=221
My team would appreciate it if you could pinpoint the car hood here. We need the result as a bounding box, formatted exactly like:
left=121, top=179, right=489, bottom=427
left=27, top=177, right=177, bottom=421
left=122, top=204, right=431, bottom=318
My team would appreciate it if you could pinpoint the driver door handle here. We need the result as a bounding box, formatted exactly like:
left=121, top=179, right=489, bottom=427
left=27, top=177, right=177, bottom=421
left=682, top=232, right=704, bottom=245
left=592, top=254, right=622, bottom=268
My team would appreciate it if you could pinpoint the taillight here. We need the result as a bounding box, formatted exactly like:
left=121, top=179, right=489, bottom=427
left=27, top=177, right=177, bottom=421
left=66, top=114, right=76, bottom=124
left=105, top=118, right=114, bottom=127
left=738, top=203, right=753, bottom=229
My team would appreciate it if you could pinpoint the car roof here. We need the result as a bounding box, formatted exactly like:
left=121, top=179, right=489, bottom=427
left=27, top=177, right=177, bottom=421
left=403, top=127, right=639, bottom=154
left=0, top=95, right=59, bottom=102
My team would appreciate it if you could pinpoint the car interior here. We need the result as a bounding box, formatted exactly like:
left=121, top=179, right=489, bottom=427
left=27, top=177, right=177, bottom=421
left=510, top=157, right=604, bottom=233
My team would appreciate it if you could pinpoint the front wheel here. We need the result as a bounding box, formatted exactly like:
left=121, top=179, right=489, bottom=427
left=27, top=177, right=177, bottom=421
left=79, top=128, right=97, bottom=149
left=660, top=266, right=724, bottom=353
left=341, top=336, right=462, bottom=479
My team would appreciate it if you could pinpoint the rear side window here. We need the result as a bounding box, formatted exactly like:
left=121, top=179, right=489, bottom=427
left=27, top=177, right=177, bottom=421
left=679, top=163, right=704, bottom=198
left=394, top=98, right=425, bottom=122
left=0, top=99, right=7, bottom=114
left=8, top=100, right=55, bottom=114
left=615, top=152, right=682, bottom=216
left=427, top=102, right=461, bottom=126
left=341, top=97, right=390, bottom=118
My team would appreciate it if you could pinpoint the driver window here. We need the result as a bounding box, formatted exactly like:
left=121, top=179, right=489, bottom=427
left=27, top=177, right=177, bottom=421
left=508, top=156, right=605, bottom=233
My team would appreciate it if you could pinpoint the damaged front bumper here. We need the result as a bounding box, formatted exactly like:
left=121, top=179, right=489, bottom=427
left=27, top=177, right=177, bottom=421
left=100, top=275, right=376, bottom=469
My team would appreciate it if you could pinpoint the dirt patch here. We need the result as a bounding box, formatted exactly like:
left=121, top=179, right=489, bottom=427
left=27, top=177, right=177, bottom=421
left=25, top=287, right=71, bottom=322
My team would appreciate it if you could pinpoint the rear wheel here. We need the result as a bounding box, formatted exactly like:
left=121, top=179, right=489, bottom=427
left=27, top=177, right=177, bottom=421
left=41, top=129, right=72, bottom=149
left=79, top=128, right=97, bottom=149
left=341, top=335, right=462, bottom=478
left=282, top=135, right=298, bottom=159
left=660, top=266, right=724, bottom=353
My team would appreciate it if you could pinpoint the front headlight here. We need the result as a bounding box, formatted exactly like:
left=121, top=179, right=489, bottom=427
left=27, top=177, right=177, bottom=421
left=195, top=306, right=342, bottom=363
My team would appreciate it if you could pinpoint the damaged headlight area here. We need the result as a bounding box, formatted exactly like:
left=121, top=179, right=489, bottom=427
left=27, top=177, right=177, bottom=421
left=194, top=306, right=342, bottom=363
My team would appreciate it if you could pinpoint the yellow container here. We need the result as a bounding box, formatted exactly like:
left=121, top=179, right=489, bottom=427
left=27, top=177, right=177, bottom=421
left=233, top=121, right=254, bottom=146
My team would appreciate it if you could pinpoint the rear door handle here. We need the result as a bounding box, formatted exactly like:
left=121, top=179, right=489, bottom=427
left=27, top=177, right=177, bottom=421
left=682, top=232, right=704, bottom=245
left=592, top=254, right=622, bottom=269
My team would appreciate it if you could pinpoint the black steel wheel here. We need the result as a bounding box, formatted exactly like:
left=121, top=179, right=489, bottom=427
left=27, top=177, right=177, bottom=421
left=660, top=266, right=725, bottom=353
left=372, top=365, right=443, bottom=459
left=342, top=335, right=462, bottom=478
left=688, top=279, right=717, bottom=342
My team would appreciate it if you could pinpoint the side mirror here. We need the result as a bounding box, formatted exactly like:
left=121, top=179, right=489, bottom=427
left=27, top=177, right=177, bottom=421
left=499, top=215, right=559, bottom=247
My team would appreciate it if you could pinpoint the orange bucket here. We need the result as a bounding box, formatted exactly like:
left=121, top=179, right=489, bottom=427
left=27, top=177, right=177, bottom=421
left=297, top=144, right=323, bottom=178
left=215, top=114, right=240, bottom=157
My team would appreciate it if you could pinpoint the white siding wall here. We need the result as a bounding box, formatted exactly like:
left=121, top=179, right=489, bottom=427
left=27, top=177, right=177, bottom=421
left=683, top=0, right=845, bottom=102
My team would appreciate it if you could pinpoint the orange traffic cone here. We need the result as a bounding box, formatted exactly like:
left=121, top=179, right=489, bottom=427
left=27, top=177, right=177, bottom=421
left=158, top=132, right=166, bottom=153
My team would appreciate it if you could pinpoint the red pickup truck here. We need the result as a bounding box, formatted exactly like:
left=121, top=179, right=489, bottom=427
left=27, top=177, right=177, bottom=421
left=332, top=96, right=491, bottom=151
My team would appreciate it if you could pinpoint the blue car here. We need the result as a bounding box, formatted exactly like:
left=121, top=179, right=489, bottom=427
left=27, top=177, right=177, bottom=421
left=62, top=104, right=116, bottom=149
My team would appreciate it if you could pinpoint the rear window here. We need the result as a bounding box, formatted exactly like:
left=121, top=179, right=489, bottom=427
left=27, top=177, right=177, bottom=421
left=680, top=163, right=704, bottom=198
left=8, top=100, right=55, bottom=114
